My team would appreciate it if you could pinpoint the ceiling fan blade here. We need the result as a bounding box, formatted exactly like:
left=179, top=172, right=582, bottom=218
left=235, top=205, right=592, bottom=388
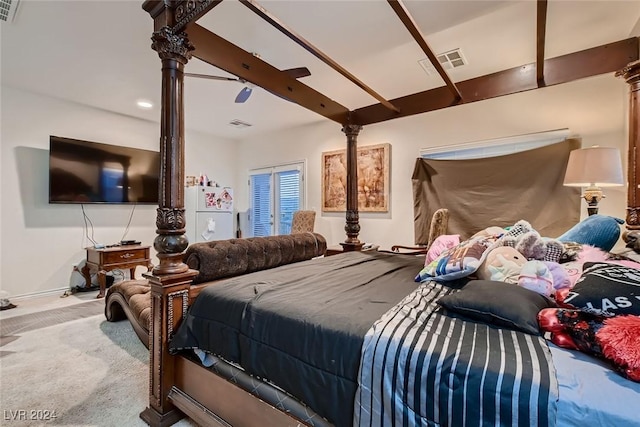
left=186, top=67, right=307, bottom=104
left=283, top=67, right=311, bottom=79
left=185, top=72, right=239, bottom=82
left=235, top=86, right=253, bottom=103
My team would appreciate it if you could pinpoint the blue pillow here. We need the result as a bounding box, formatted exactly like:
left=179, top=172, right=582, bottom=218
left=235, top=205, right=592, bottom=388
left=557, top=215, right=624, bottom=252
left=415, top=235, right=498, bottom=282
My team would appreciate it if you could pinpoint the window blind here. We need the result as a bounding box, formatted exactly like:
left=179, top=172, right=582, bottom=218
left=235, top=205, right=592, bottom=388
left=250, top=173, right=271, bottom=237
left=249, top=161, right=304, bottom=236
left=277, top=170, right=300, bottom=235
left=420, top=128, right=570, bottom=160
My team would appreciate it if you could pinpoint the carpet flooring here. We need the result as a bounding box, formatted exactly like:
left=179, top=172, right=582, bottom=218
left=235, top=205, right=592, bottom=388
left=1, top=299, right=104, bottom=337
left=0, top=303, right=196, bottom=426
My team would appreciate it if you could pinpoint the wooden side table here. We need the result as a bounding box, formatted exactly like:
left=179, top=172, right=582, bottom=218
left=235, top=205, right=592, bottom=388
left=326, top=244, right=379, bottom=256
left=82, top=244, right=153, bottom=298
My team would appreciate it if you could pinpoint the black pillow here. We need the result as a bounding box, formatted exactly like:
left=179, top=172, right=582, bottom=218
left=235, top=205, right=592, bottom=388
left=437, top=279, right=556, bottom=335
left=561, top=262, right=640, bottom=316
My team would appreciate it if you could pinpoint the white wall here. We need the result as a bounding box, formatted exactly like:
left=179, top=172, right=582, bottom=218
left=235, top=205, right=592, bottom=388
left=236, top=73, right=629, bottom=250
left=1, top=72, right=630, bottom=298
left=0, top=86, right=237, bottom=298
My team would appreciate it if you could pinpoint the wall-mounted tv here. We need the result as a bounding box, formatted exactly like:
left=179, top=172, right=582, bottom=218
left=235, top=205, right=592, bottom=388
left=49, top=136, right=160, bottom=204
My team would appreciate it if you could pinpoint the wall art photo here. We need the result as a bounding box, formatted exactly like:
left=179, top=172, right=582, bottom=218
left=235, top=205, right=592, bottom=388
left=321, top=143, right=390, bottom=212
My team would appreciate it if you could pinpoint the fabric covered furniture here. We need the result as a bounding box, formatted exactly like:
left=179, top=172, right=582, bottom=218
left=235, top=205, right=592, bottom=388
left=290, top=210, right=316, bottom=234
left=391, top=208, right=450, bottom=254
left=105, top=233, right=327, bottom=347
left=104, top=279, right=152, bottom=346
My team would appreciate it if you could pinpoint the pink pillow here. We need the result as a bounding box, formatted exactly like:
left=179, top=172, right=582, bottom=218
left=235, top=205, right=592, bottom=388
left=561, top=245, right=640, bottom=288
left=425, top=234, right=460, bottom=265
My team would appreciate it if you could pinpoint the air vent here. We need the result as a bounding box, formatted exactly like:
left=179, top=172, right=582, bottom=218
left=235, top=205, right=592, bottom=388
left=228, top=119, right=252, bottom=129
left=419, top=48, right=467, bottom=76
left=0, top=0, right=20, bottom=23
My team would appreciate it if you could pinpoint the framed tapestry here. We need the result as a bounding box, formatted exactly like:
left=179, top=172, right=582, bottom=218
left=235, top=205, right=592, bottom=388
left=322, top=143, right=390, bottom=212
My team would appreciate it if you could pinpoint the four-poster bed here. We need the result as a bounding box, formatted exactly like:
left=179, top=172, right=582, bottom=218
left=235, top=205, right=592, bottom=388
left=135, top=1, right=640, bottom=426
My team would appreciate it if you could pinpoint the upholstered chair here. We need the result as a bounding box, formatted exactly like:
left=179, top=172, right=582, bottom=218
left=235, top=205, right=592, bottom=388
left=391, top=208, right=450, bottom=254
left=290, top=210, right=316, bottom=234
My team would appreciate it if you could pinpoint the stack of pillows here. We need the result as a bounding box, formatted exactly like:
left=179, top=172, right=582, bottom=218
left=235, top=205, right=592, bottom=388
left=416, top=219, right=570, bottom=297
left=416, top=216, right=640, bottom=383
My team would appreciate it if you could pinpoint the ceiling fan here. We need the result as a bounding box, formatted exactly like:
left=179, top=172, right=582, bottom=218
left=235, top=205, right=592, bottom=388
left=184, top=67, right=311, bottom=103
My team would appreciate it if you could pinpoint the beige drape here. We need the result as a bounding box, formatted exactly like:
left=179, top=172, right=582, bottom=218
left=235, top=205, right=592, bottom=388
left=412, top=139, right=581, bottom=244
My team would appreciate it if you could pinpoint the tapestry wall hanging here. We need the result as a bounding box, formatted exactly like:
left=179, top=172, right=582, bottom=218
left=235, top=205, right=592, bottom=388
left=321, top=143, right=390, bottom=212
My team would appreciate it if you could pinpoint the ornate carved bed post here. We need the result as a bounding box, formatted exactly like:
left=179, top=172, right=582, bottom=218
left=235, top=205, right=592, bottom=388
left=141, top=1, right=199, bottom=425
left=340, top=124, right=364, bottom=251
left=616, top=60, right=640, bottom=242
left=150, top=28, right=192, bottom=275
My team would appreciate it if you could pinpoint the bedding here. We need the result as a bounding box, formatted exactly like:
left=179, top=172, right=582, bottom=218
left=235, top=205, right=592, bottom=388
left=169, top=248, right=640, bottom=427
left=170, top=251, right=425, bottom=426
left=557, top=261, right=640, bottom=316
left=356, top=280, right=558, bottom=427
left=436, top=279, right=556, bottom=335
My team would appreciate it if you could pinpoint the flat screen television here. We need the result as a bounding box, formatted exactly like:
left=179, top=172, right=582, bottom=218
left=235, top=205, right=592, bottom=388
left=49, top=136, right=160, bottom=204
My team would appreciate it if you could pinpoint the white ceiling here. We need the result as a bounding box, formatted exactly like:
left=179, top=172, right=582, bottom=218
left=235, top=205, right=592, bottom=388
left=2, top=0, right=639, bottom=140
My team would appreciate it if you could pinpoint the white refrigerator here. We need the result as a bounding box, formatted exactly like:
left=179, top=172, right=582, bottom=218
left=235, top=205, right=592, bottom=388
left=185, top=186, right=234, bottom=244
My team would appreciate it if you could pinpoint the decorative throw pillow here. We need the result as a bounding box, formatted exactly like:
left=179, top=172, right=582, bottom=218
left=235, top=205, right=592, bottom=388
left=416, top=235, right=499, bottom=282
left=475, top=246, right=527, bottom=284
left=437, top=279, right=556, bottom=335
left=559, top=245, right=640, bottom=288
left=425, top=234, right=460, bottom=265
left=518, top=260, right=554, bottom=297
left=557, top=262, right=640, bottom=316
left=560, top=244, right=610, bottom=288
left=538, top=308, right=640, bottom=382
left=597, top=315, right=640, bottom=382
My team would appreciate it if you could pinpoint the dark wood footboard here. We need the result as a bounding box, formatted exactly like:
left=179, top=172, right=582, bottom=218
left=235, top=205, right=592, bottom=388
left=172, top=357, right=309, bottom=427
left=139, top=267, right=319, bottom=427
left=140, top=270, right=198, bottom=427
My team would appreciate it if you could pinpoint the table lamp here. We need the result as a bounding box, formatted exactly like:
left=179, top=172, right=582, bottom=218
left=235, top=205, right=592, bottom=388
left=563, top=146, right=624, bottom=215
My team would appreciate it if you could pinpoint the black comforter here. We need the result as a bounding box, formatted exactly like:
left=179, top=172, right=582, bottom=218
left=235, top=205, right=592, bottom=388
left=169, top=251, right=424, bottom=426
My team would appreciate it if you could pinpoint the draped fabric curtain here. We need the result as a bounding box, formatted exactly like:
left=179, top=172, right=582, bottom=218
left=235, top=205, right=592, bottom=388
left=412, top=139, right=581, bottom=245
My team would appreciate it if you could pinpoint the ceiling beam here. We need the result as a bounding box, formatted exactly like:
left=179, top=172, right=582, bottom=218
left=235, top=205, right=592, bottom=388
left=185, top=23, right=351, bottom=124
left=238, top=0, right=400, bottom=114
left=352, top=37, right=639, bottom=126
left=387, top=0, right=462, bottom=102
left=537, top=0, right=548, bottom=86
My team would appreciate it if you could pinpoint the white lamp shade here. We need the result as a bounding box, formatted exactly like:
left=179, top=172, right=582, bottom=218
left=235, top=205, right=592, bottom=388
left=563, top=147, right=624, bottom=187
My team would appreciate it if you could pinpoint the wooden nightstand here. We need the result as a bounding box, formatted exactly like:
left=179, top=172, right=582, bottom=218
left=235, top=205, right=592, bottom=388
left=325, top=244, right=380, bottom=256
left=82, top=244, right=153, bottom=298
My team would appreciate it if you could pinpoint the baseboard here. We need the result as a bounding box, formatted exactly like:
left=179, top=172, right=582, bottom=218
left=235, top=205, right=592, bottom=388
left=9, top=286, right=72, bottom=301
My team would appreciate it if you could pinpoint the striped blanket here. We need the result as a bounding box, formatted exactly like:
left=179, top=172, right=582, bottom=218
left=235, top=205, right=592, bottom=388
left=354, top=281, right=558, bottom=427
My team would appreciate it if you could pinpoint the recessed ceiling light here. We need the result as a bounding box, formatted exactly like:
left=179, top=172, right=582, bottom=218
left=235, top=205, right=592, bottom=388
left=136, top=99, right=154, bottom=110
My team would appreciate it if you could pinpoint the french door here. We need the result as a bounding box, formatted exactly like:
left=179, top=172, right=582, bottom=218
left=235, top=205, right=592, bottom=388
left=249, top=162, right=304, bottom=236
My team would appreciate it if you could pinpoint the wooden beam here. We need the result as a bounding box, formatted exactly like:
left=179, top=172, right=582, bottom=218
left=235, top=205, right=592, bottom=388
left=353, top=37, right=639, bottom=126
left=239, top=0, right=400, bottom=114
left=186, top=23, right=350, bottom=124
left=387, top=0, right=462, bottom=101
left=537, top=0, right=548, bottom=86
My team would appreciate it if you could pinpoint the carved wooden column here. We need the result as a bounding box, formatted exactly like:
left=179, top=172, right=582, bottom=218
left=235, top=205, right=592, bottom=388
left=151, top=27, right=192, bottom=275
left=140, top=271, right=195, bottom=427
left=340, top=124, right=364, bottom=251
left=139, top=15, right=199, bottom=427
left=616, top=61, right=640, bottom=240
